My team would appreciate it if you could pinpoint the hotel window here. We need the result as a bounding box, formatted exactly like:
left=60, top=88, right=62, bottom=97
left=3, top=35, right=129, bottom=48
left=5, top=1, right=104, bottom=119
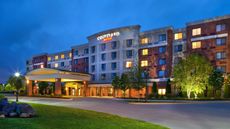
left=69, top=53, right=72, bottom=58
left=101, top=53, right=106, bottom=61
left=85, top=67, right=88, bottom=73
left=216, top=66, right=226, bottom=73
left=192, top=28, right=201, bottom=36
left=158, top=58, right=166, bottom=65
left=126, top=39, right=133, bottom=47
left=47, top=64, right=51, bottom=68
left=174, top=32, right=183, bottom=40
left=101, top=64, right=106, bottom=71
left=126, top=61, right=132, bottom=68
left=159, top=34, right=166, bottom=41
left=111, top=52, right=117, bottom=60
left=142, top=49, right=148, bottom=56
left=55, top=55, right=59, bottom=60
left=61, top=62, right=64, bottom=67
left=91, top=46, right=96, bottom=53
left=91, top=65, right=95, bottom=72
left=174, top=45, right=183, bottom=52
left=126, top=50, right=133, bottom=58
left=61, top=54, right=65, bottom=59
left=216, top=52, right=226, bottom=60
left=101, top=44, right=106, bottom=51
left=91, top=56, right=95, bottom=63
left=84, top=57, right=89, bottom=63
left=54, top=63, right=58, bottom=68
left=101, top=74, right=106, bottom=80
left=75, top=50, right=78, bottom=55
left=192, top=41, right=201, bottom=49
left=141, top=38, right=149, bottom=44
left=111, top=73, right=117, bottom=79
left=84, top=48, right=89, bottom=54
left=159, top=46, right=166, bottom=53
left=111, top=62, right=117, bottom=70
left=92, top=74, right=95, bottom=81
left=141, top=60, right=148, bottom=67
left=111, top=41, right=117, bottom=49
left=158, top=89, right=166, bottom=95
left=216, top=24, right=226, bottom=32
left=48, top=57, right=51, bottom=61
left=74, top=59, right=78, bottom=64
left=216, top=38, right=226, bottom=46
left=158, top=70, right=166, bottom=78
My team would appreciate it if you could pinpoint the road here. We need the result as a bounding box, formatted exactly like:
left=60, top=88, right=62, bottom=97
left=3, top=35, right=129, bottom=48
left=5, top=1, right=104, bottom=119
left=7, top=96, right=230, bottom=129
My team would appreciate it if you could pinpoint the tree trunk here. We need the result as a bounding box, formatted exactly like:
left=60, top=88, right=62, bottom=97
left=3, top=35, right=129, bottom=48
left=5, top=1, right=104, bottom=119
left=123, top=90, right=126, bottom=98
left=221, top=85, right=225, bottom=99
left=138, top=90, right=140, bottom=102
left=187, top=90, right=191, bottom=99
left=16, top=89, right=19, bottom=102
left=194, top=93, right=197, bottom=99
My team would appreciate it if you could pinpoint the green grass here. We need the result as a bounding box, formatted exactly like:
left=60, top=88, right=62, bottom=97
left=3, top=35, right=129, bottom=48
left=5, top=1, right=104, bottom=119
left=0, top=103, right=168, bottom=129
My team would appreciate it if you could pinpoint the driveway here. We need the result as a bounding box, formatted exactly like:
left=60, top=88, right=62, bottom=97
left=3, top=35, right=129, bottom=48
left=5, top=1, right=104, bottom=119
left=7, top=96, right=230, bottom=129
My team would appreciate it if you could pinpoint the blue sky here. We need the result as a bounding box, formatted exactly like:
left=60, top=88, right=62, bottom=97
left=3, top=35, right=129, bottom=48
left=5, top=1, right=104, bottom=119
left=0, top=0, right=230, bottom=83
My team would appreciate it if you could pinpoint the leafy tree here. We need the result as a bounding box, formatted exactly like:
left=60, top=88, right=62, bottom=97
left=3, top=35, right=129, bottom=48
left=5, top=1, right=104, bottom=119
left=173, top=54, right=213, bottom=99
left=38, top=81, right=49, bottom=95
left=112, top=76, right=121, bottom=97
left=152, top=82, right=158, bottom=97
left=4, top=83, right=15, bottom=91
left=8, top=75, right=25, bottom=102
left=224, top=74, right=230, bottom=98
left=130, top=65, right=145, bottom=100
left=208, top=70, right=224, bottom=97
left=166, top=79, right=171, bottom=96
left=120, top=73, right=131, bottom=98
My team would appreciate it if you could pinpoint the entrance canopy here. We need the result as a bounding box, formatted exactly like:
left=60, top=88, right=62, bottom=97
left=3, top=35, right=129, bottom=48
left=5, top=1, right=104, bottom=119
left=25, top=68, right=91, bottom=82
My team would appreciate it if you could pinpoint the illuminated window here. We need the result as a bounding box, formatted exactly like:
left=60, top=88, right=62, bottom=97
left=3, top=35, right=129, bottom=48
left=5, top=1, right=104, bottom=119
left=48, top=57, right=51, bottom=61
left=61, top=54, right=65, bottom=59
left=192, top=28, right=201, bottom=36
left=126, top=61, right=132, bottom=68
left=141, top=38, right=149, bottom=44
left=141, top=60, right=148, bottom=67
left=142, top=49, right=148, bottom=55
left=69, top=53, right=72, bottom=58
left=40, top=64, right=44, bottom=68
left=174, top=33, right=183, bottom=40
left=55, top=55, right=59, bottom=60
left=54, top=63, right=58, bottom=68
left=158, top=89, right=166, bottom=95
left=192, top=41, right=201, bottom=49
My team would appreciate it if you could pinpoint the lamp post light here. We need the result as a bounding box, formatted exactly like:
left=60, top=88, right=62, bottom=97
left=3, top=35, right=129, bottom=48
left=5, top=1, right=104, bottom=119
left=144, top=70, right=149, bottom=102
left=14, top=72, right=20, bottom=102
left=14, top=72, right=20, bottom=77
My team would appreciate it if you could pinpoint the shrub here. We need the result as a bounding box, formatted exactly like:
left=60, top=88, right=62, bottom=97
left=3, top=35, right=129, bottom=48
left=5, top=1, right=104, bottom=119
left=0, top=94, right=5, bottom=99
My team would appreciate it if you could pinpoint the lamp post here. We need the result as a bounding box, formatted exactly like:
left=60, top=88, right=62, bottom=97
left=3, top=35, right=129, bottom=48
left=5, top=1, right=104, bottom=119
left=144, top=70, right=149, bottom=102
left=14, top=72, right=20, bottom=102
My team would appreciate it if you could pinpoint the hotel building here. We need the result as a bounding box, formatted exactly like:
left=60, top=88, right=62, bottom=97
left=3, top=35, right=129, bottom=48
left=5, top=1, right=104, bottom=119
left=26, top=14, right=230, bottom=97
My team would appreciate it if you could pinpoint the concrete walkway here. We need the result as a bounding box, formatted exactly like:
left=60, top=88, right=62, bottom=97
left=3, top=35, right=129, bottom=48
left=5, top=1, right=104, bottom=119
left=7, top=96, right=230, bottom=129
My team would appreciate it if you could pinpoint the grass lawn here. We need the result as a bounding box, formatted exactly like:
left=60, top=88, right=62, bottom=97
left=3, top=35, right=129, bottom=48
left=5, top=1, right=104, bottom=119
left=0, top=103, right=168, bottom=129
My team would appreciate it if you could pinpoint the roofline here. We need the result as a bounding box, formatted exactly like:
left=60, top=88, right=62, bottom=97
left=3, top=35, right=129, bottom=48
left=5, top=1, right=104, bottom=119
left=186, top=14, right=230, bottom=26
left=71, top=43, right=89, bottom=49
left=87, top=25, right=141, bottom=40
left=140, top=26, right=173, bottom=35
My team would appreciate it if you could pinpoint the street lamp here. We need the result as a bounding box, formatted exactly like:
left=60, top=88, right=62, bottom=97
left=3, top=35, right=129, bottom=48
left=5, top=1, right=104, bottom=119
left=14, top=72, right=20, bottom=77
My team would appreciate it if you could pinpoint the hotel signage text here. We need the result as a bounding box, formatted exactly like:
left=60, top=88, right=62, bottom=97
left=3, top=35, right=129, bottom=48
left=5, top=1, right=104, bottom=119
left=97, top=32, right=120, bottom=42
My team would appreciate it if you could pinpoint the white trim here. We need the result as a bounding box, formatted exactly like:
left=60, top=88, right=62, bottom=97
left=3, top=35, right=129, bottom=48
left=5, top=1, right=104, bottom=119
left=191, top=33, right=228, bottom=42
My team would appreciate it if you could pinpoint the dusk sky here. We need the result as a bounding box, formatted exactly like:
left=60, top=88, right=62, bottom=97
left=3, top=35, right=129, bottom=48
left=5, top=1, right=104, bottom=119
left=0, top=0, right=230, bottom=83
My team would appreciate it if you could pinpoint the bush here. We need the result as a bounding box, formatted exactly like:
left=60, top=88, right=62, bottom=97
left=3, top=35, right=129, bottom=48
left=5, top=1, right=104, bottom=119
left=0, top=94, right=5, bottom=99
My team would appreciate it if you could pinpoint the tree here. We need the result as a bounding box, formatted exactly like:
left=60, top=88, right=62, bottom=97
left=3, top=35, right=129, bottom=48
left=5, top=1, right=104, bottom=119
left=166, top=79, right=171, bottom=96
left=173, top=54, right=213, bottom=99
left=224, top=74, right=230, bottom=98
left=208, top=69, right=224, bottom=97
left=130, top=65, right=145, bottom=100
left=119, top=73, right=131, bottom=98
left=112, top=76, right=121, bottom=97
left=38, top=81, right=49, bottom=95
left=8, top=75, right=25, bottom=102
left=152, top=82, right=158, bottom=97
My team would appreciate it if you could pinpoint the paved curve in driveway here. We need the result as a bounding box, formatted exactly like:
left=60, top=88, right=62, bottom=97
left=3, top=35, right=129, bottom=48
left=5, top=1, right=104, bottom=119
left=7, top=96, right=230, bottom=129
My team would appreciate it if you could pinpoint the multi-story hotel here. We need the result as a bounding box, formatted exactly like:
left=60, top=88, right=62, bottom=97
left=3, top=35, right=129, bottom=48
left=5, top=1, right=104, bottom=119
left=26, top=14, right=230, bottom=98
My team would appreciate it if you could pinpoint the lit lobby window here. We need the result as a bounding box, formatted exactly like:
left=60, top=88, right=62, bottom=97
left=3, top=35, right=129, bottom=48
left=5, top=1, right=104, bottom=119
left=69, top=53, right=72, bottom=58
left=174, top=32, right=183, bottom=40
left=142, top=49, right=148, bottom=55
left=126, top=61, right=132, bottom=68
left=141, top=38, right=149, bottom=44
left=141, top=60, right=148, bottom=67
left=48, top=57, right=51, bottom=61
left=192, top=41, right=201, bottom=49
left=158, top=89, right=166, bottom=95
left=40, top=64, right=44, bottom=68
left=61, top=54, right=65, bottom=59
left=54, top=63, right=58, bottom=68
left=192, top=28, right=201, bottom=36
left=55, top=55, right=59, bottom=60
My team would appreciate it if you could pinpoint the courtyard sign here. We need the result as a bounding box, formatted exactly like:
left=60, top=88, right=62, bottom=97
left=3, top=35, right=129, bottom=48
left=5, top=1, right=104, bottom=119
left=97, top=32, right=120, bottom=42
